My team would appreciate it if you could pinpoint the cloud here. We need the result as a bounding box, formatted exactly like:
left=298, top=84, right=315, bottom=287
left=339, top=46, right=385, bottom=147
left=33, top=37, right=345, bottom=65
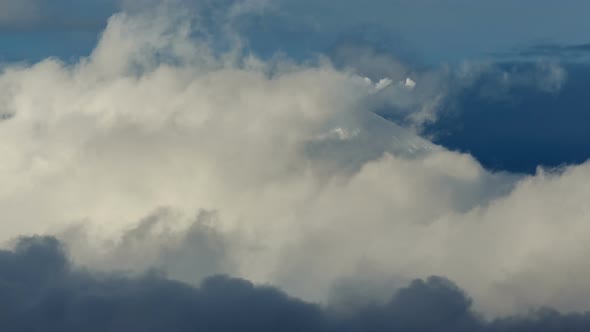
left=58, top=208, right=234, bottom=284
left=5, top=236, right=590, bottom=332
left=1, top=2, right=590, bottom=320
left=0, top=236, right=324, bottom=331
left=330, top=42, right=568, bottom=131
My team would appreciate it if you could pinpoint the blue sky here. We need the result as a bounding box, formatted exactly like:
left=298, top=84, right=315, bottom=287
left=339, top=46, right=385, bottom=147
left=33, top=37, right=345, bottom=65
left=0, top=0, right=114, bottom=62
left=3, top=0, right=590, bottom=63
left=267, top=0, right=590, bottom=62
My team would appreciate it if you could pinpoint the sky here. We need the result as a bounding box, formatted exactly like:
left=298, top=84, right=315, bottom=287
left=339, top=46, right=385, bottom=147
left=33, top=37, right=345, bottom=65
left=1, top=1, right=590, bottom=331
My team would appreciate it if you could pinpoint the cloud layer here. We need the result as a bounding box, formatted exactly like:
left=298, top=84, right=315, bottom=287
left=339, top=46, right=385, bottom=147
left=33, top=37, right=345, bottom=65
left=1, top=2, right=590, bottom=320
left=4, top=236, right=590, bottom=332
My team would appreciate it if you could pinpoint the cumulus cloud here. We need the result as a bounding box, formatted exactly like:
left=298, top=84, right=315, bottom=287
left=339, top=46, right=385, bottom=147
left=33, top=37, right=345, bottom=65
left=4, top=236, right=590, bottom=332
left=0, top=236, right=324, bottom=332
left=1, top=2, right=590, bottom=320
left=59, top=208, right=235, bottom=284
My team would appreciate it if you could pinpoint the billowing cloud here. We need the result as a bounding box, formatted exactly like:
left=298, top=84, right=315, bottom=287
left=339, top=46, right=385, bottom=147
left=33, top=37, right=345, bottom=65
left=1, top=1, right=590, bottom=321
left=4, top=236, right=590, bottom=332
left=0, top=236, right=325, bottom=331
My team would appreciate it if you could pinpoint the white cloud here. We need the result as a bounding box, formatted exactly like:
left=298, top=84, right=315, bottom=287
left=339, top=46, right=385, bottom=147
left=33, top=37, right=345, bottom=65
left=375, top=78, right=393, bottom=91
left=404, top=77, right=416, bottom=89
left=0, top=3, right=588, bottom=318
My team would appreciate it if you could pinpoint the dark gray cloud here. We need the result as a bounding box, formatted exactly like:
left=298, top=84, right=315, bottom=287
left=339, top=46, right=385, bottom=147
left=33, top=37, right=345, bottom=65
left=0, top=236, right=322, bottom=332
left=2, top=236, right=590, bottom=332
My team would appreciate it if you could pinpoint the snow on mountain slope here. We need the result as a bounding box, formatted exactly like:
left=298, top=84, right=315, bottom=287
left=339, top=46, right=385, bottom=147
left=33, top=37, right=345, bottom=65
left=306, top=110, right=439, bottom=172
